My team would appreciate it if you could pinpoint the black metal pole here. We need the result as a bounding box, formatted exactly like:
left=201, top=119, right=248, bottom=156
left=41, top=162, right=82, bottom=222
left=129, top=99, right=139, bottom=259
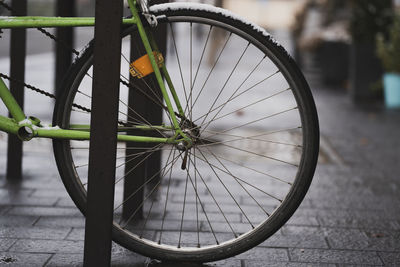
left=122, top=0, right=168, bottom=222
left=122, top=31, right=148, bottom=221
left=83, top=0, right=122, bottom=265
left=55, top=0, right=75, bottom=96
left=146, top=0, right=168, bottom=198
left=6, top=0, right=27, bottom=181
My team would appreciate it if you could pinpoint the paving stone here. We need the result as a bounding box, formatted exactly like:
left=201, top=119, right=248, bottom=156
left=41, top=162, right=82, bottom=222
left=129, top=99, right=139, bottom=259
left=55, top=197, right=77, bottom=208
left=326, top=228, right=400, bottom=252
left=281, top=225, right=324, bottom=236
left=3, top=179, right=64, bottom=191
left=111, top=243, right=148, bottom=266
left=0, top=238, right=16, bottom=252
left=289, top=248, right=383, bottom=265
left=0, top=215, right=38, bottom=227
left=318, top=216, right=400, bottom=230
left=286, top=215, right=319, bottom=226
left=46, top=246, right=148, bottom=267
left=0, top=226, right=70, bottom=240
left=208, top=259, right=242, bottom=267
left=378, top=252, right=400, bottom=265
left=65, top=228, right=85, bottom=241
left=0, top=195, right=58, bottom=206
left=30, top=189, right=70, bottom=198
left=10, top=239, right=84, bottom=254
left=244, top=261, right=335, bottom=267
left=235, top=247, right=289, bottom=261
left=0, top=188, right=33, bottom=198
left=0, top=205, right=10, bottom=215
left=147, top=259, right=242, bottom=267
left=361, top=230, right=400, bottom=252
left=35, top=216, right=85, bottom=228
left=46, top=254, right=83, bottom=266
left=261, top=232, right=328, bottom=249
left=324, top=228, right=370, bottom=251
left=7, top=206, right=81, bottom=217
left=0, top=252, right=51, bottom=266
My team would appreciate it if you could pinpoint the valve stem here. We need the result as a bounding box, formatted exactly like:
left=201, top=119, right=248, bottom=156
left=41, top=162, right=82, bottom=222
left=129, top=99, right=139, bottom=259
left=181, top=149, right=189, bottom=170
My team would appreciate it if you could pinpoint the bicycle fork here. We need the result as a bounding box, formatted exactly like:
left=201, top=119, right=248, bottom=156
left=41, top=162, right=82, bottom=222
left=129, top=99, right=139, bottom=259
left=128, top=0, right=194, bottom=152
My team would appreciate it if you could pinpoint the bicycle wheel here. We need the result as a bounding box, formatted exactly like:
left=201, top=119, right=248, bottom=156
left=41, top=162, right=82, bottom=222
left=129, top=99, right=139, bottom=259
left=53, top=3, right=319, bottom=262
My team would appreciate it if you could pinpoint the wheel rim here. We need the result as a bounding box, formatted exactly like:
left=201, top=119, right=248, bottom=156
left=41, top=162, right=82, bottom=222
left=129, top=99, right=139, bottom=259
left=57, top=11, right=318, bottom=260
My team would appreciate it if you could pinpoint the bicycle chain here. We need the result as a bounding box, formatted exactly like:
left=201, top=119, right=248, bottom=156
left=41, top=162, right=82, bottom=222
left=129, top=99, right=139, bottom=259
left=0, top=1, right=79, bottom=56
left=0, top=0, right=95, bottom=117
left=0, top=0, right=186, bottom=125
left=0, top=73, right=91, bottom=114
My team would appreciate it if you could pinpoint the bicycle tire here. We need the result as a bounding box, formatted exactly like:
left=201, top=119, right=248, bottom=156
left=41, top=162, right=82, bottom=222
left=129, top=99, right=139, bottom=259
left=53, top=3, right=319, bottom=262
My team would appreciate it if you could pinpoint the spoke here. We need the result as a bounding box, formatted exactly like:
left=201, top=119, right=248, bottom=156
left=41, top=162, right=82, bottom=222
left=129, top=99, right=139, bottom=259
left=118, top=96, right=168, bottom=139
left=191, top=32, right=233, bottom=110
left=192, top=152, right=283, bottom=202
left=114, top=144, right=163, bottom=185
left=115, top=145, right=168, bottom=169
left=196, top=55, right=266, bottom=128
left=169, top=22, right=189, bottom=110
left=189, top=22, right=194, bottom=121
left=76, top=88, right=164, bottom=136
left=204, top=107, right=298, bottom=140
left=185, top=153, right=238, bottom=238
left=178, top=153, right=190, bottom=248
left=139, top=147, right=175, bottom=238
left=217, top=142, right=299, bottom=167
left=200, top=87, right=291, bottom=132
left=119, top=78, right=167, bottom=113
left=120, top=73, right=164, bottom=108
left=185, top=25, right=213, bottom=118
left=71, top=108, right=90, bottom=115
left=194, top=147, right=200, bottom=247
left=198, top=124, right=301, bottom=148
left=200, top=146, right=271, bottom=216
left=179, top=155, right=220, bottom=245
left=193, top=69, right=280, bottom=124
left=121, top=179, right=161, bottom=228
left=199, top=147, right=291, bottom=185
left=115, top=152, right=182, bottom=212
left=202, top=126, right=302, bottom=140
left=159, top=149, right=177, bottom=244
left=198, top=136, right=300, bottom=149
left=195, top=147, right=256, bottom=228
left=197, top=42, right=250, bottom=130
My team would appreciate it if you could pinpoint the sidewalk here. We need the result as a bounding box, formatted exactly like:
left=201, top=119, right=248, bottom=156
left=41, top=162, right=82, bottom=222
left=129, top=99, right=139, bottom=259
left=1, top=35, right=400, bottom=266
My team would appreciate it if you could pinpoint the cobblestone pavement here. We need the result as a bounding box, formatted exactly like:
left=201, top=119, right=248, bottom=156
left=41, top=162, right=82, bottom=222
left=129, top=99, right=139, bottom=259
left=1, top=30, right=400, bottom=266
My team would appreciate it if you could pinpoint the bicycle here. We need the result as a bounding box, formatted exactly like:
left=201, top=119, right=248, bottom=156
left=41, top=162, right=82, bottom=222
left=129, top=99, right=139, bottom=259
left=0, top=0, right=319, bottom=263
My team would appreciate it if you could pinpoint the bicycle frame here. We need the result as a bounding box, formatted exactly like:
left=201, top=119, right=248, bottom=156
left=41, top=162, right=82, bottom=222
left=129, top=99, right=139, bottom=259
left=0, top=0, right=190, bottom=146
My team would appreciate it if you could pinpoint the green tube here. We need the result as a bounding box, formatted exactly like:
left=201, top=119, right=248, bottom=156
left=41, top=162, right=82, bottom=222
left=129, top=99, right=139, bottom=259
left=0, top=78, right=26, bottom=122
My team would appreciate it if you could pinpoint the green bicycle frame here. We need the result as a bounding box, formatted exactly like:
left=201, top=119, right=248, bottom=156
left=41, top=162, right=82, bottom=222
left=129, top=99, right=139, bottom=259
left=0, top=0, right=189, bottom=145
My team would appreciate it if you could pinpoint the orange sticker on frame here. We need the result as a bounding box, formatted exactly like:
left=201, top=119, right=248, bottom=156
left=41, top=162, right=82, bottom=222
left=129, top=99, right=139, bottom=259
left=129, top=51, right=164, bottom=79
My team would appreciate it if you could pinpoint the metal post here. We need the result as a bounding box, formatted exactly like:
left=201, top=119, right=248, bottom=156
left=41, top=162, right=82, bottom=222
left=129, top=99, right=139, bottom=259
left=55, top=0, right=75, bottom=96
left=6, top=0, right=27, bottom=181
left=83, top=0, right=122, bottom=265
left=122, top=0, right=168, bottom=222
left=146, top=0, right=168, bottom=198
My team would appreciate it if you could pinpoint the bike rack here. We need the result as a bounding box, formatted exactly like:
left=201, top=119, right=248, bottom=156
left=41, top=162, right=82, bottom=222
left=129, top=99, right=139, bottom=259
left=123, top=0, right=168, bottom=223
left=6, top=0, right=27, bottom=181
left=55, top=0, right=75, bottom=96
left=83, top=0, right=123, bottom=265
left=6, top=0, right=76, bottom=180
